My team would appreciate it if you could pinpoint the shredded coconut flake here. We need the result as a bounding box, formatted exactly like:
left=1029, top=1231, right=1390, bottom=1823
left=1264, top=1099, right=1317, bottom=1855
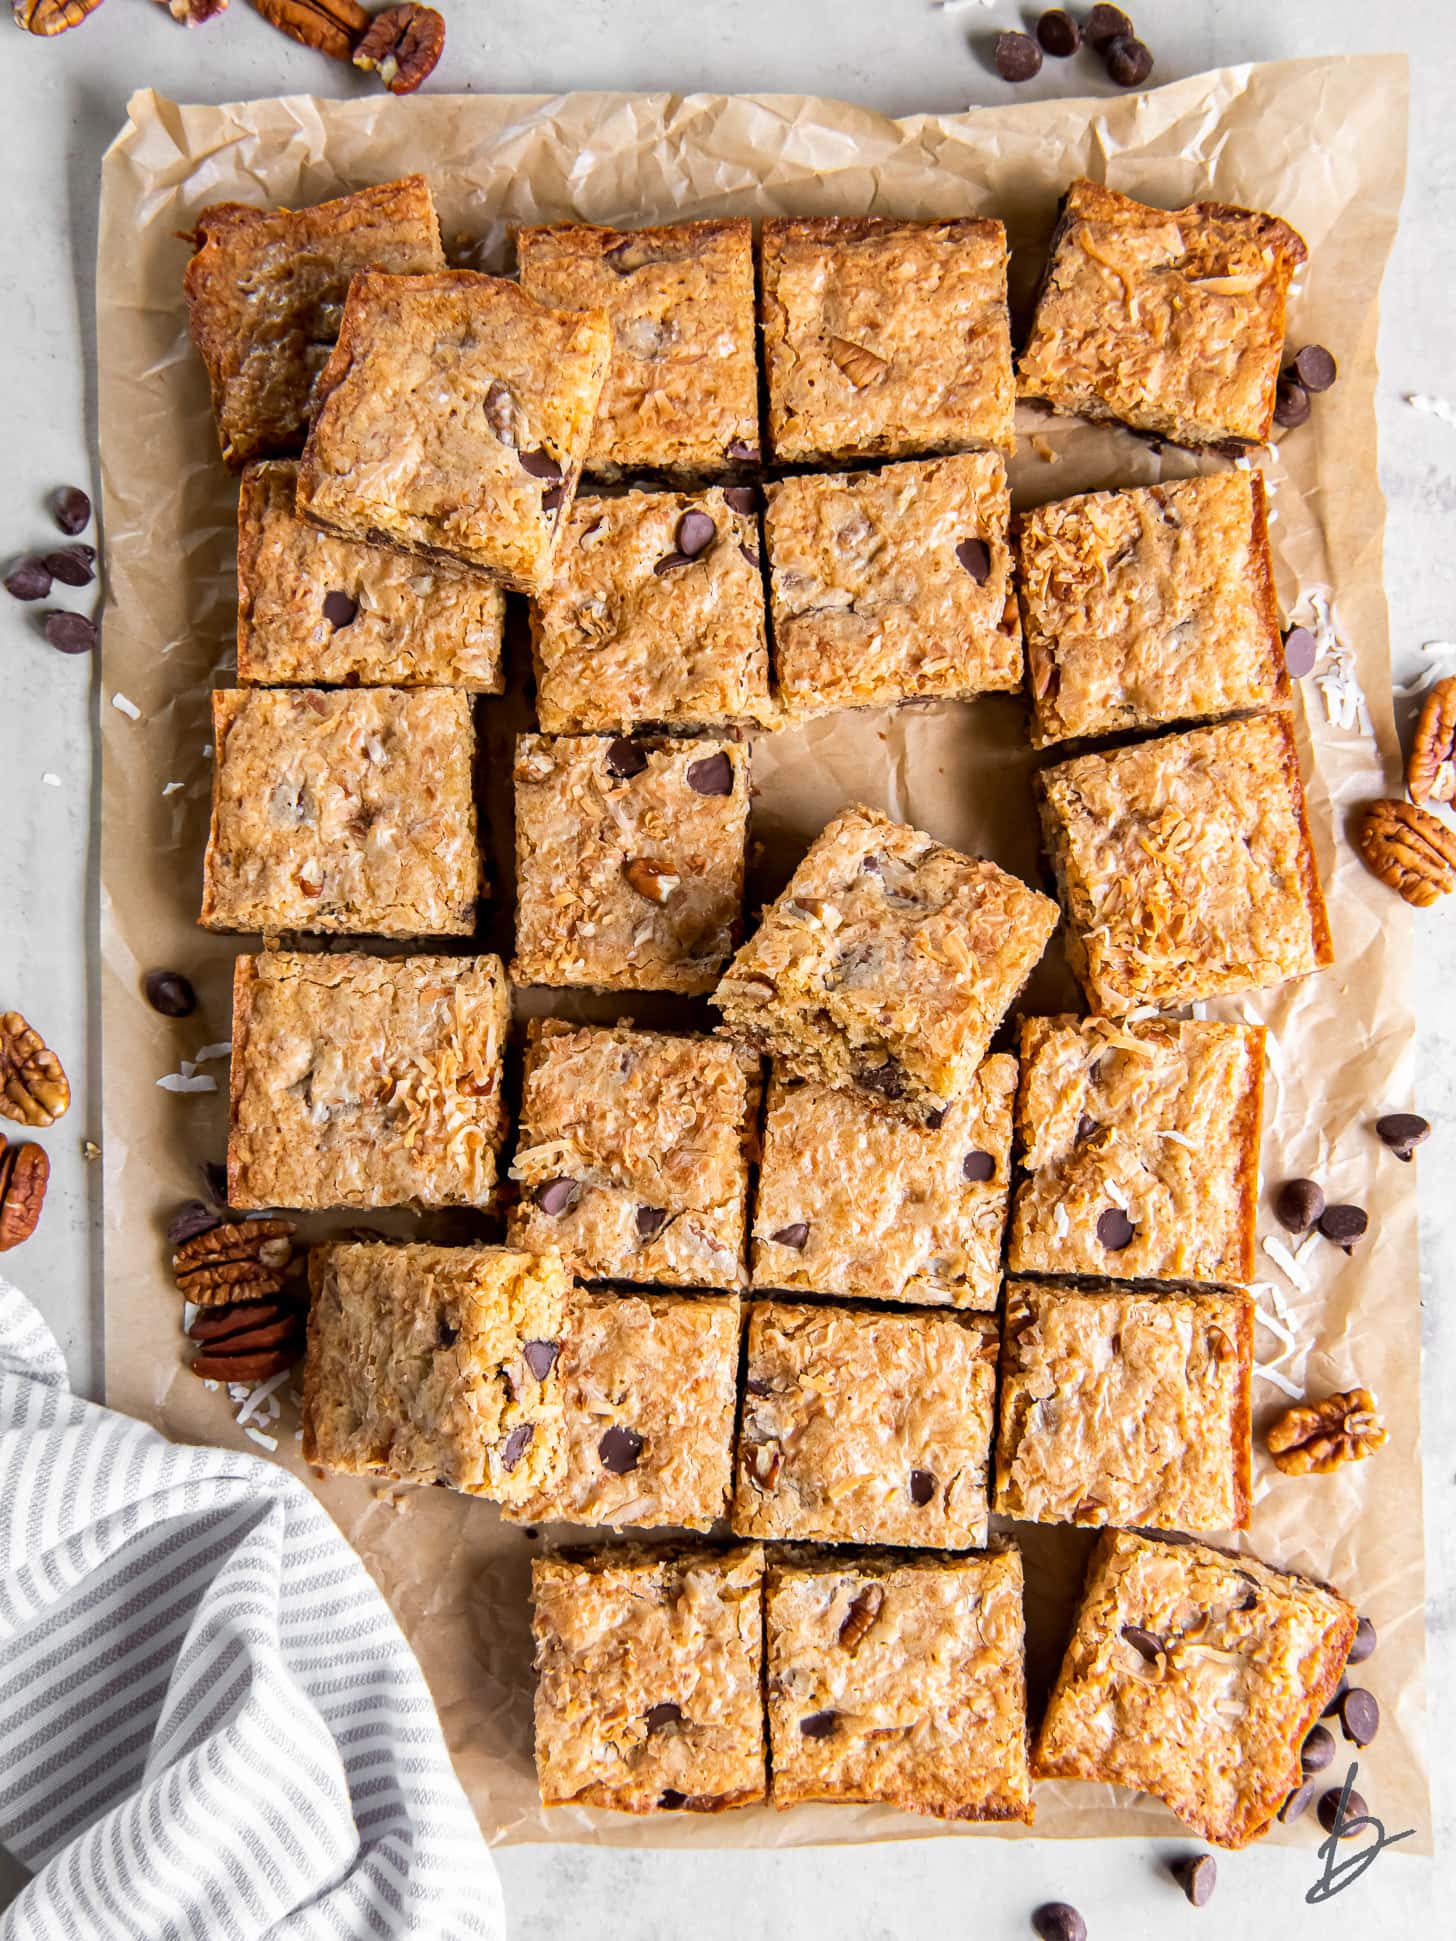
left=41, top=772, right=61, bottom=787
left=156, top=1072, right=218, bottom=1094
left=1123, top=1005, right=1158, bottom=1022
left=1052, top=1203, right=1070, bottom=1240
left=203, top=1379, right=220, bottom=1392
left=111, top=692, right=141, bottom=721
left=193, top=1041, right=233, bottom=1064
left=1408, top=393, right=1456, bottom=427
left=162, top=780, right=184, bottom=796
left=244, top=1426, right=279, bottom=1452
left=1253, top=1303, right=1298, bottom=1354
left=236, top=1367, right=292, bottom=1428
left=1261, top=1234, right=1312, bottom=1292
left=1254, top=1362, right=1304, bottom=1400
left=1104, top=1181, right=1129, bottom=1210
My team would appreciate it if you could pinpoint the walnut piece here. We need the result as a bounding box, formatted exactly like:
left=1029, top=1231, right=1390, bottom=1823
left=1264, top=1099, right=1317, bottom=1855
left=0, top=1138, right=49, bottom=1253
left=1356, top=798, right=1456, bottom=907
left=173, top=1218, right=296, bottom=1305
left=622, top=857, right=680, bottom=904
left=1, top=1012, right=71, bottom=1128
left=13, top=0, right=105, bottom=33
left=1266, top=1387, right=1387, bottom=1474
left=245, top=0, right=368, bottom=59
left=1408, top=675, right=1456, bottom=806
left=352, top=3, right=445, bottom=93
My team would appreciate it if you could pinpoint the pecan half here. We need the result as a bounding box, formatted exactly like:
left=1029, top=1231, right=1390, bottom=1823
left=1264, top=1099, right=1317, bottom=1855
left=837, top=1582, right=884, bottom=1652
left=173, top=1218, right=296, bottom=1304
left=623, top=857, right=680, bottom=904
left=1356, top=798, right=1456, bottom=906
left=0, top=1138, right=49, bottom=1252
left=153, top=0, right=229, bottom=22
left=1407, top=675, right=1456, bottom=806
left=1, top=1012, right=71, bottom=1128
left=827, top=335, right=887, bottom=388
left=352, top=3, right=444, bottom=92
left=246, top=0, right=368, bottom=60
left=1266, top=1387, right=1388, bottom=1474
left=186, top=1297, right=304, bottom=1382
left=14, top=0, right=104, bottom=33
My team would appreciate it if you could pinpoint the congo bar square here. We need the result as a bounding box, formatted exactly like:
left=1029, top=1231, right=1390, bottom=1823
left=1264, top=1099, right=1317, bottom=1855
left=760, top=217, right=1014, bottom=464
left=517, top=218, right=759, bottom=479
left=1017, top=178, right=1308, bottom=449
left=302, top=1242, right=568, bottom=1505
left=1033, top=1530, right=1357, bottom=1848
left=532, top=1544, right=766, bottom=1813
left=1037, top=712, right=1333, bottom=1015
left=184, top=173, right=444, bottom=468
left=236, top=461, right=505, bottom=690
left=199, top=688, right=478, bottom=938
left=297, top=270, right=611, bottom=594
left=766, top=1545, right=1033, bottom=1822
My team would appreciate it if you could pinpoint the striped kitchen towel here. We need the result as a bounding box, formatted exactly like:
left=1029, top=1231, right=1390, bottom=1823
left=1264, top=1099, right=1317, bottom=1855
left=0, top=1275, right=504, bottom=1941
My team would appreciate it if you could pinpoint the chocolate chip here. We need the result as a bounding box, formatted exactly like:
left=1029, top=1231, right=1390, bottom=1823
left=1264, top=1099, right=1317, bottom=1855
left=322, top=590, right=358, bottom=629
left=677, top=510, right=716, bottom=557
left=636, top=1206, right=667, bottom=1239
left=1339, top=1687, right=1380, bottom=1747
left=1273, top=378, right=1311, bottom=429
left=1075, top=1113, right=1098, bottom=1145
left=771, top=1222, right=810, bottom=1250
left=53, top=486, right=92, bottom=535
left=739, top=542, right=761, bottom=569
left=955, top=537, right=992, bottom=582
left=598, top=1425, right=644, bottom=1473
left=645, top=1702, right=682, bottom=1730
left=1301, top=1724, right=1335, bottom=1772
left=1121, top=1624, right=1164, bottom=1663
left=686, top=751, right=734, bottom=796
left=745, top=1375, right=772, bottom=1396
left=857, top=1061, right=907, bottom=1100
left=924, top=1106, right=948, bottom=1130
left=653, top=551, right=693, bottom=575
left=1318, top=1786, right=1368, bottom=1837
left=1274, top=1176, right=1324, bottom=1233
left=1031, top=1905, right=1087, bottom=1941
left=535, top=1177, right=579, bottom=1216
left=1171, top=1855, right=1216, bottom=1907
left=167, top=1201, right=221, bottom=1248
left=1279, top=1780, right=1316, bottom=1823
left=1036, top=9, right=1080, bottom=56
left=1318, top=1202, right=1368, bottom=1251
left=994, top=31, right=1043, bottom=84
left=1096, top=1206, right=1135, bottom=1251
left=1105, top=33, right=1154, bottom=87
left=1283, top=626, right=1317, bottom=679
left=962, top=1150, right=995, bottom=1183
left=1086, top=3, right=1133, bottom=45
left=659, top=1789, right=687, bottom=1809
left=501, top=1423, right=534, bottom=1470
left=200, top=1161, right=230, bottom=1206
left=1375, top=1112, right=1429, bottom=1161
left=4, top=557, right=52, bottom=601
left=437, top=1318, right=459, bottom=1349
left=541, top=484, right=566, bottom=514
left=908, top=1468, right=936, bottom=1506
left=1348, top=1615, right=1378, bottom=1664
left=518, top=450, right=562, bottom=481
left=43, top=545, right=96, bottom=587
left=44, top=611, right=99, bottom=655
left=723, top=486, right=759, bottom=515
left=522, top=1339, right=559, bottom=1381
left=143, top=969, right=197, bottom=1018
left=1292, top=345, right=1337, bottom=393
left=606, top=737, right=648, bottom=779
left=800, top=1711, right=838, bottom=1738
left=1322, top=1677, right=1349, bottom=1718
left=727, top=439, right=760, bottom=463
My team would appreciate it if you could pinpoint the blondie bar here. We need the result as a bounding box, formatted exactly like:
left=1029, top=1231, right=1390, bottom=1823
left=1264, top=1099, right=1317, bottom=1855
left=1008, top=1014, right=1265, bottom=1285
left=516, top=218, right=759, bottom=479
left=236, top=461, right=505, bottom=690
left=511, top=734, right=749, bottom=994
left=764, top=454, right=1021, bottom=720
left=766, top=1546, right=1033, bottom=1822
left=532, top=1544, right=766, bottom=1812
left=199, top=688, right=478, bottom=937
left=1017, top=179, right=1308, bottom=449
left=228, top=952, right=509, bottom=1212
left=714, top=805, right=1058, bottom=1122
left=507, top=1020, right=758, bottom=1289
left=1037, top=713, right=1333, bottom=1014
left=184, top=174, right=445, bottom=469
left=732, top=1300, right=997, bottom=1548
left=302, top=1242, right=567, bottom=1504
left=296, top=270, right=611, bottom=594
left=761, top=217, right=1014, bottom=464
left=750, top=1053, right=1015, bottom=1308
left=530, top=486, right=773, bottom=732
left=994, top=1280, right=1254, bottom=1532
left=1017, top=472, right=1287, bottom=746
left=1033, top=1530, right=1357, bottom=1847
left=504, top=1289, right=741, bottom=1533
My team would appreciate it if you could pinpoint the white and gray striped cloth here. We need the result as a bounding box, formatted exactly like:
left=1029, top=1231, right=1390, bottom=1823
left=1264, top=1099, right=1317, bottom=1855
left=0, top=1275, right=504, bottom=1941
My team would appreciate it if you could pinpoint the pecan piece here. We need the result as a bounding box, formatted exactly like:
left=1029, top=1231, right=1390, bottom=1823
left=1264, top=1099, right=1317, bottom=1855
left=186, top=1296, right=304, bottom=1382
left=13, top=0, right=104, bottom=33
left=827, top=335, right=887, bottom=388
left=0, top=1138, right=49, bottom=1252
left=1, top=1012, right=71, bottom=1128
left=1407, top=675, right=1456, bottom=806
left=173, top=1218, right=296, bottom=1305
left=1266, top=1387, right=1388, bottom=1474
left=246, top=0, right=368, bottom=60
left=1356, top=798, right=1456, bottom=906
left=153, top=0, right=229, bottom=22
left=746, top=1441, right=782, bottom=1491
left=623, top=857, right=680, bottom=904
left=837, top=1582, right=884, bottom=1652
left=352, top=3, right=444, bottom=93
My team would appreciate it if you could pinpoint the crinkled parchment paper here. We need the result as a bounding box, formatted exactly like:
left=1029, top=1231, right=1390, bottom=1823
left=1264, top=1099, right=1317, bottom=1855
left=97, top=58, right=1425, bottom=1849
